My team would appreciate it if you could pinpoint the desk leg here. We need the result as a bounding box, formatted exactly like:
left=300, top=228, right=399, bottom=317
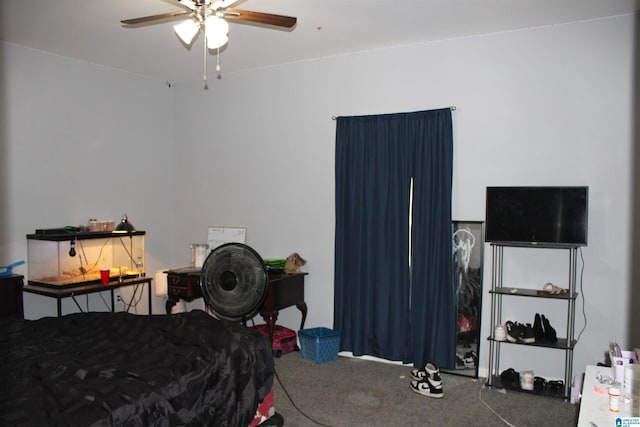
left=166, top=298, right=178, bottom=315
left=260, top=302, right=307, bottom=343
left=57, top=298, right=62, bottom=317
left=296, top=302, right=307, bottom=331
left=261, top=312, right=278, bottom=345
left=147, top=280, right=152, bottom=315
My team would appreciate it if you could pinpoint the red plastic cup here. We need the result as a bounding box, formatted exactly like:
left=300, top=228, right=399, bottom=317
left=100, top=268, right=110, bottom=285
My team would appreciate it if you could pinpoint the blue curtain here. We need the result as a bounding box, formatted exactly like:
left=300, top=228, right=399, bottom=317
left=334, top=109, right=455, bottom=368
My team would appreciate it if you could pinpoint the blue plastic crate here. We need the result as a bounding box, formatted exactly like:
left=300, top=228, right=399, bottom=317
left=298, top=327, right=340, bottom=363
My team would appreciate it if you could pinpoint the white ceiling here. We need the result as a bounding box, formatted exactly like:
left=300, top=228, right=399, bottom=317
left=1, top=0, right=639, bottom=83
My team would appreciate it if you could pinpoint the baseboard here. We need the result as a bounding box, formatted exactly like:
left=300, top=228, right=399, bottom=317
left=338, top=351, right=489, bottom=379
left=477, top=366, right=489, bottom=379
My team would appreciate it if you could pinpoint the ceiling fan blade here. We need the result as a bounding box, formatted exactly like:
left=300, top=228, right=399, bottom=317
left=178, top=0, right=197, bottom=11
left=211, top=0, right=243, bottom=10
left=223, top=8, right=296, bottom=28
left=121, top=10, right=191, bottom=25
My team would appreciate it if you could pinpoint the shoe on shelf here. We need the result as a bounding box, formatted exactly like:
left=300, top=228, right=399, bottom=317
left=547, top=379, right=564, bottom=395
left=534, top=376, right=547, bottom=393
left=540, top=282, right=569, bottom=295
left=410, top=362, right=441, bottom=385
left=541, top=314, right=558, bottom=343
left=499, top=368, right=520, bottom=389
left=520, top=370, right=534, bottom=391
left=519, top=323, right=536, bottom=344
left=533, top=313, right=545, bottom=341
left=409, top=377, right=444, bottom=399
left=494, top=324, right=507, bottom=341
left=505, top=321, right=522, bottom=343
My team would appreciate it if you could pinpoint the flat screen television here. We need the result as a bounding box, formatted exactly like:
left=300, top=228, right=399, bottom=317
left=485, top=186, right=588, bottom=247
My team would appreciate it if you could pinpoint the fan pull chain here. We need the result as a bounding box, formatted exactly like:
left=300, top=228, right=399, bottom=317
left=203, top=39, right=208, bottom=90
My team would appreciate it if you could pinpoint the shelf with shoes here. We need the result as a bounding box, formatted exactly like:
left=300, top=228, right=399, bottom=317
left=485, top=243, right=580, bottom=400
left=489, top=314, right=577, bottom=350
left=487, top=336, right=575, bottom=350
left=487, top=372, right=567, bottom=399
left=489, top=286, right=577, bottom=300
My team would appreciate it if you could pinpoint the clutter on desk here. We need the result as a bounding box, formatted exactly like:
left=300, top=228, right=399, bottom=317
left=609, top=342, right=639, bottom=363
left=602, top=342, right=640, bottom=414
left=284, top=252, right=307, bottom=274
left=190, top=243, right=209, bottom=268
left=263, top=259, right=286, bottom=273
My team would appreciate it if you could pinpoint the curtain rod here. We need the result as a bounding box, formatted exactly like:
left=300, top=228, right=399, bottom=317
left=331, top=106, right=456, bottom=120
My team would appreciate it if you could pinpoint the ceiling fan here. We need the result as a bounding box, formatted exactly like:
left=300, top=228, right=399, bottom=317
left=121, top=0, right=297, bottom=86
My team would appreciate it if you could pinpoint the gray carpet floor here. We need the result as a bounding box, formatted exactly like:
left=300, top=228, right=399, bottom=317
left=272, top=353, right=579, bottom=426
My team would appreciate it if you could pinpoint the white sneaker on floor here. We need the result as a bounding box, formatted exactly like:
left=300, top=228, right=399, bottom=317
left=409, top=377, right=444, bottom=399
left=410, top=362, right=441, bottom=385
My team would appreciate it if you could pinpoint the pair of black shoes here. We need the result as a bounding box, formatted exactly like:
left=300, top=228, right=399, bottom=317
left=533, top=313, right=557, bottom=343
left=505, top=321, right=535, bottom=343
left=500, top=369, right=564, bottom=395
left=534, top=376, right=564, bottom=394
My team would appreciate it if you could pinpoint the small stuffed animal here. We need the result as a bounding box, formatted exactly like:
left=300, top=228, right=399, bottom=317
left=284, top=252, right=307, bottom=274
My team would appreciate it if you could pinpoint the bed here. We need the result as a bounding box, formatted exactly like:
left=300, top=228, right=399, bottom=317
left=0, top=310, right=276, bottom=426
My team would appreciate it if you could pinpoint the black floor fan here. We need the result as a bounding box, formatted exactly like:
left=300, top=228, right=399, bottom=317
left=200, top=242, right=284, bottom=426
left=200, top=242, right=268, bottom=324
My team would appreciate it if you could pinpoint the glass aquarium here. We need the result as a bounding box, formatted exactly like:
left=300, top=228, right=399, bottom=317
left=27, top=230, right=145, bottom=288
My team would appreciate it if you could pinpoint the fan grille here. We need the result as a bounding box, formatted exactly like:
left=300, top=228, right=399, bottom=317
left=200, top=243, right=268, bottom=321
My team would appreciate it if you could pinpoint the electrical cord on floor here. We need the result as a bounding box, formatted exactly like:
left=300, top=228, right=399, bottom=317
left=477, top=383, right=515, bottom=427
left=477, top=340, right=515, bottom=427
left=273, top=368, right=334, bottom=427
left=574, top=247, right=587, bottom=344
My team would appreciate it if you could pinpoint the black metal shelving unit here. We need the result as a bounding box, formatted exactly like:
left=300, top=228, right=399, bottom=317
left=485, top=243, right=579, bottom=400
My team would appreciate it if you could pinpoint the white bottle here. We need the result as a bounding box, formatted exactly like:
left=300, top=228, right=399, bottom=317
left=136, top=257, right=144, bottom=277
left=610, top=386, right=621, bottom=412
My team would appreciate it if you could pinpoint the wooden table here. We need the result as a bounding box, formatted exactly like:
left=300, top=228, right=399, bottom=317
left=23, top=277, right=153, bottom=317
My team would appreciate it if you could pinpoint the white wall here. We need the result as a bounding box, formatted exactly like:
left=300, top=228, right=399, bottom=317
left=169, top=14, right=636, bottom=379
left=0, top=43, right=177, bottom=316
left=1, top=13, right=635, bottom=381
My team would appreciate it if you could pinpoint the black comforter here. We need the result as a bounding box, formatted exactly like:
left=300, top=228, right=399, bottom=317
left=0, top=310, right=274, bottom=427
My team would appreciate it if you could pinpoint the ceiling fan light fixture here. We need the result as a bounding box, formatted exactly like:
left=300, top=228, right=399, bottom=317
left=174, top=19, right=201, bottom=45
left=205, top=16, right=229, bottom=49
left=122, top=3, right=296, bottom=87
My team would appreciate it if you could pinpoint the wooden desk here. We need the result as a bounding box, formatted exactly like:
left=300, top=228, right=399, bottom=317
left=165, top=267, right=203, bottom=313
left=23, top=277, right=153, bottom=317
left=261, top=272, right=307, bottom=341
left=0, top=274, right=24, bottom=319
left=164, top=269, right=307, bottom=343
